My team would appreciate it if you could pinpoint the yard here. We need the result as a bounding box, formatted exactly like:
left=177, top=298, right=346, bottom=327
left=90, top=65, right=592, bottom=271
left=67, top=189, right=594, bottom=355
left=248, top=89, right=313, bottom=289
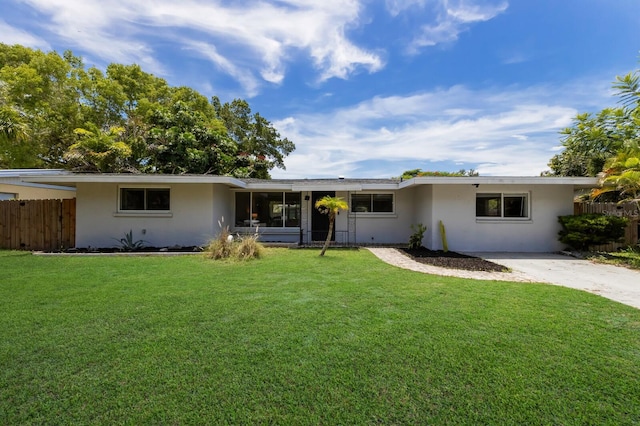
left=1, top=249, right=639, bottom=424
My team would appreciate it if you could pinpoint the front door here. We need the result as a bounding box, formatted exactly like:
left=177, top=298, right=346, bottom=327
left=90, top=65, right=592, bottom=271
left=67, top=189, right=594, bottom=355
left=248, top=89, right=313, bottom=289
left=311, top=191, right=335, bottom=241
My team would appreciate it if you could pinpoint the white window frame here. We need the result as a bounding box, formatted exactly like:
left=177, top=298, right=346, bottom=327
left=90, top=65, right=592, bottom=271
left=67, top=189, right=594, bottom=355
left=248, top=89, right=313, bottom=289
left=476, top=192, right=530, bottom=221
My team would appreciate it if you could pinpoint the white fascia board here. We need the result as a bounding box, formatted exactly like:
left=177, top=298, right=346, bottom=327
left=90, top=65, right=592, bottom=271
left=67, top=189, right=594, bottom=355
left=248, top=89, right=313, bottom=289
left=244, top=183, right=295, bottom=191
left=0, top=169, right=70, bottom=178
left=21, top=174, right=248, bottom=188
left=360, top=183, right=400, bottom=191
left=2, top=181, right=76, bottom=192
left=290, top=184, right=363, bottom=192
left=399, top=176, right=599, bottom=189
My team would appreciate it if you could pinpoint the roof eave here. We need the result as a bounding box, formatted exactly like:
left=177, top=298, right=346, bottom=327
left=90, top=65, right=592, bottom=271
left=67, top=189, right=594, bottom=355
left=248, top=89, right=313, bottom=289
left=21, top=174, right=248, bottom=188
left=399, top=176, right=599, bottom=189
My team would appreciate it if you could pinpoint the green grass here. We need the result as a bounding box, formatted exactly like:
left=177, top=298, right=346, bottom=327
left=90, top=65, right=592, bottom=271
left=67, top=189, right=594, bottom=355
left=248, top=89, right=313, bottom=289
left=588, top=248, right=640, bottom=270
left=1, top=249, right=639, bottom=424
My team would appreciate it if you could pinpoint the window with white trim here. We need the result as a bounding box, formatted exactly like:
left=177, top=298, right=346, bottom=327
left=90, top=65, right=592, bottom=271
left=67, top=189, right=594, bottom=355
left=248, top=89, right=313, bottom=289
left=350, top=193, right=394, bottom=213
left=476, top=193, right=529, bottom=219
left=120, top=188, right=170, bottom=211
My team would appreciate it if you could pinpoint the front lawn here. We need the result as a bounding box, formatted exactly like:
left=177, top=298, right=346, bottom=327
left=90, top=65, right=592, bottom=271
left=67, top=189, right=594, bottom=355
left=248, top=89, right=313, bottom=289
left=1, top=249, right=639, bottom=424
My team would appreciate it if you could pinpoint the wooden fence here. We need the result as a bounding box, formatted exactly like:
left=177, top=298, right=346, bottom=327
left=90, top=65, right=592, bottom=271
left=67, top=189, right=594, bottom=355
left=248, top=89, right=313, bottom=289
left=0, top=198, right=76, bottom=251
left=574, top=202, right=639, bottom=251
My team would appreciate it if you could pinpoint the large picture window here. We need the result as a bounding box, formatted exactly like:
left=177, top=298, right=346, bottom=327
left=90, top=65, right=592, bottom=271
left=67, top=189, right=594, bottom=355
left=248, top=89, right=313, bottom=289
left=235, top=192, right=301, bottom=228
left=350, top=193, right=393, bottom=213
left=120, top=188, right=170, bottom=211
left=476, top=193, right=528, bottom=219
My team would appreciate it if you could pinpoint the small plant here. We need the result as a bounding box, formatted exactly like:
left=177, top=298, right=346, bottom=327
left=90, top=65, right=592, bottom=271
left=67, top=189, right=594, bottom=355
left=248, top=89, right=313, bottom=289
left=408, top=223, right=427, bottom=250
left=115, top=230, right=147, bottom=251
left=558, top=213, right=628, bottom=251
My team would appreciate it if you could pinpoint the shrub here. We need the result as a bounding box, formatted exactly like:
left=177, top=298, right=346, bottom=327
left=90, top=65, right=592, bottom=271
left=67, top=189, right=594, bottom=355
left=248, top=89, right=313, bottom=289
left=235, top=232, right=264, bottom=260
left=558, top=213, right=628, bottom=251
left=204, top=218, right=234, bottom=259
left=204, top=218, right=264, bottom=261
left=408, top=223, right=427, bottom=250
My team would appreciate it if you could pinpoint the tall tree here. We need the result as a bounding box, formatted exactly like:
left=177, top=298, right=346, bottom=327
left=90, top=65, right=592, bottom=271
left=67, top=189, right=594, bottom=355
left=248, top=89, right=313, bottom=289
left=0, top=44, right=295, bottom=176
left=0, top=43, right=83, bottom=167
left=547, top=68, right=639, bottom=177
left=400, top=168, right=479, bottom=179
left=145, top=101, right=236, bottom=174
left=314, top=196, right=348, bottom=256
left=0, top=106, right=30, bottom=167
left=213, top=97, right=295, bottom=178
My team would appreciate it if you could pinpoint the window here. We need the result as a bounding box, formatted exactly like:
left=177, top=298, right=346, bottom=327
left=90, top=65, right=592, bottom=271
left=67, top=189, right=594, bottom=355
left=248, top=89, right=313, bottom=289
left=350, top=193, right=394, bottom=213
left=476, top=193, right=528, bottom=218
left=235, top=192, right=301, bottom=228
left=0, top=192, right=17, bottom=201
left=120, top=188, right=170, bottom=211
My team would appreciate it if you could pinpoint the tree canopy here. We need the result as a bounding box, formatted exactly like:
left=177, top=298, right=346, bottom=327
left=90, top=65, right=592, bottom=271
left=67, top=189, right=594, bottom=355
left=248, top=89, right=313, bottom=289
left=547, top=68, right=639, bottom=177
left=399, top=169, right=479, bottom=180
left=0, top=43, right=294, bottom=177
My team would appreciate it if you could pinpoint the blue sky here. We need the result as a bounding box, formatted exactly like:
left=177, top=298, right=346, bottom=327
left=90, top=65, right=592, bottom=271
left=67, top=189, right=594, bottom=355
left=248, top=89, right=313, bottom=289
left=2, top=0, right=639, bottom=178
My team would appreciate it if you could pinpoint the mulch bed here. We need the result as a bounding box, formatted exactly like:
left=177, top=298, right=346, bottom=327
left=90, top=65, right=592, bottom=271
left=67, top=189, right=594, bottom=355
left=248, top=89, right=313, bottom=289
left=59, top=246, right=203, bottom=254
left=400, top=247, right=508, bottom=272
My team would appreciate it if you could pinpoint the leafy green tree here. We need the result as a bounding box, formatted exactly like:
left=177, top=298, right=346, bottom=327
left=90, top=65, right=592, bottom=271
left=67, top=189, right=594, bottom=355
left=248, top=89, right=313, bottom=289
left=0, top=106, right=31, bottom=167
left=400, top=168, right=478, bottom=180
left=548, top=68, right=639, bottom=177
left=592, top=141, right=640, bottom=212
left=146, top=101, right=236, bottom=174
left=0, top=43, right=83, bottom=167
left=64, top=124, right=132, bottom=172
left=0, top=44, right=295, bottom=177
left=213, top=97, right=295, bottom=178
left=314, top=196, right=348, bottom=256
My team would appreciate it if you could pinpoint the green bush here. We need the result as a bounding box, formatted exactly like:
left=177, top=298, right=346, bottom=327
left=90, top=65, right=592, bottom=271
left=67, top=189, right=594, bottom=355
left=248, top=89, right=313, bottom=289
left=558, top=213, right=628, bottom=251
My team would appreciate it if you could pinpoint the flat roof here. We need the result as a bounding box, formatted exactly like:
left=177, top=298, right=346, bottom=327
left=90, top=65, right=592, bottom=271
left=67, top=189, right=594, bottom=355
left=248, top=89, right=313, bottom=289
left=399, top=176, right=599, bottom=189
left=19, top=172, right=599, bottom=190
left=21, top=173, right=248, bottom=188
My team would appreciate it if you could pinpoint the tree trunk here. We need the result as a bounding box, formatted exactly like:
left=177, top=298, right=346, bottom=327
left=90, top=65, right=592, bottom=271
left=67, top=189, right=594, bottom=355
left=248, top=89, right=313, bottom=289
left=319, top=214, right=334, bottom=256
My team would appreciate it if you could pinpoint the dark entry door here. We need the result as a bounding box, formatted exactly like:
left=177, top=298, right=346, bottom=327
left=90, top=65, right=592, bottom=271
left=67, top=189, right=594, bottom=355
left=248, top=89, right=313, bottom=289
left=311, top=191, right=335, bottom=241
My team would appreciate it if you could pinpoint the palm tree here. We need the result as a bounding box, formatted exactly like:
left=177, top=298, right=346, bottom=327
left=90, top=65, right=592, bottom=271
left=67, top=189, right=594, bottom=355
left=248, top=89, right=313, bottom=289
left=314, top=195, right=348, bottom=256
left=592, top=141, right=640, bottom=213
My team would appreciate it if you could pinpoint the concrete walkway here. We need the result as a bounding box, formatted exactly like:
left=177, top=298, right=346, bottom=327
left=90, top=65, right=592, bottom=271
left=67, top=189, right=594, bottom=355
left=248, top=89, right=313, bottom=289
left=366, top=248, right=640, bottom=310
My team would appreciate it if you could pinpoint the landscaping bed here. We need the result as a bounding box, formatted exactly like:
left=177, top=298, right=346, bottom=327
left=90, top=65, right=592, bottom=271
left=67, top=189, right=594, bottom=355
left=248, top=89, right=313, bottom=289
left=401, top=247, right=508, bottom=272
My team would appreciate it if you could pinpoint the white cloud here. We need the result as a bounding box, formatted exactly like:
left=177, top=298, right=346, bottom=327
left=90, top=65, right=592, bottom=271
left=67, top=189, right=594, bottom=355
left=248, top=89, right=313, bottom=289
left=0, top=19, right=50, bottom=50
left=271, top=79, right=614, bottom=178
left=385, top=0, right=427, bottom=17
left=6, top=0, right=504, bottom=96
left=408, top=0, right=508, bottom=52
left=11, top=0, right=383, bottom=94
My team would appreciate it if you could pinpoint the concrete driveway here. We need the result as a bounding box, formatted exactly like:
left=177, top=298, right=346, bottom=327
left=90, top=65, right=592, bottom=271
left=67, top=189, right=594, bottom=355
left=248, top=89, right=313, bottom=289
left=475, top=252, right=640, bottom=310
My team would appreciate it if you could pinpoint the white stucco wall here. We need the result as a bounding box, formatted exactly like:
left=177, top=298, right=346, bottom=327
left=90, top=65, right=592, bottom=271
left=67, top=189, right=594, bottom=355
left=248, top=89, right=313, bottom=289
left=75, top=183, right=232, bottom=248
left=424, top=184, right=575, bottom=252
left=413, top=185, right=433, bottom=248
left=346, top=188, right=416, bottom=245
